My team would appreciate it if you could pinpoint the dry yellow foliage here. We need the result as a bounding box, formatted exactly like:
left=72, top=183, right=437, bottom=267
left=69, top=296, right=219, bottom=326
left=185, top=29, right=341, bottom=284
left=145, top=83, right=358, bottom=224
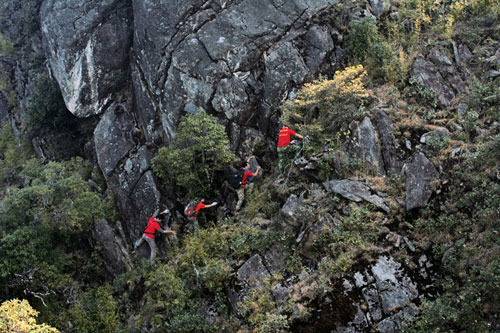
left=0, top=299, right=59, bottom=333
left=285, top=65, right=368, bottom=110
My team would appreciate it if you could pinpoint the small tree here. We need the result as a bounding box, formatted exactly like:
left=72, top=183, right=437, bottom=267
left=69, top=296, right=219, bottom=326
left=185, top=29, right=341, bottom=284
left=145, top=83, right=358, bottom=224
left=0, top=299, right=59, bottom=332
left=152, top=110, right=235, bottom=197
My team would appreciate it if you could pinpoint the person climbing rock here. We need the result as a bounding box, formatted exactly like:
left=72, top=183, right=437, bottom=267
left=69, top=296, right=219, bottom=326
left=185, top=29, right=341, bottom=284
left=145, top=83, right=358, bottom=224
left=134, top=209, right=176, bottom=261
left=234, top=156, right=261, bottom=212
left=277, top=125, right=303, bottom=174
left=184, top=199, right=217, bottom=236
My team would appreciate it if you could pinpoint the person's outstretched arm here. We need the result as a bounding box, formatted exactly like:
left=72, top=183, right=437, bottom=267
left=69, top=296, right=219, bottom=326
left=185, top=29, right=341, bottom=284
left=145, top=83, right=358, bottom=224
left=206, top=202, right=218, bottom=208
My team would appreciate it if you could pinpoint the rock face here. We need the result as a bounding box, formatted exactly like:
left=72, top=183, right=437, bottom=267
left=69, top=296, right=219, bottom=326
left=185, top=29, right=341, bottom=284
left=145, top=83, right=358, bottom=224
left=339, top=256, right=419, bottom=331
left=94, top=103, right=160, bottom=239
left=37, top=0, right=347, bottom=244
left=288, top=256, right=421, bottom=332
left=92, top=219, right=133, bottom=276
left=41, top=0, right=132, bottom=117
left=237, top=254, right=270, bottom=290
left=411, top=46, right=466, bottom=108
left=323, top=179, right=390, bottom=212
left=131, top=0, right=342, bottom=144
left=347, top=117, right=385, bottom=176
left=405, top=153, right=438, bottom=211
left=279, top=194, right=311, bottom=228
left=369, top=0, right=392, bottom=17
left=374, top=109, right=401, bottom=176
left=420, top=127, right=449, bottom=144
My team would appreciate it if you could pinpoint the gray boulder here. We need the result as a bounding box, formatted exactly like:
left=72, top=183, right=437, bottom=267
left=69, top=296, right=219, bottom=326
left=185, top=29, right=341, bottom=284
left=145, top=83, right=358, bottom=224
left=298, top=214, right=336, bottom=256
left=323, top=179, right=390, bottom=212
left=369, top=0, right=392, bottom=17
left=279, top=194, right=311, bottom=228
left=264, top=245, right=286, bottom=274
left=94, top=104, right=135, bottom=178
left=41, top=0, right=132, bottom=117
left=334, top=305, right=370, bottom=333
left=362, top=283, right=383, bottom=321
left=212, top=76, right=251, bottom=122
left=347, top=117, right=385, bottom=176
left=420, top=127, right=449, bottom=144
left=302, top=26, right=336, bottom=72
left=405, top=153, right=438, bottom=210
left=92, top=219, right=133, bottom=277
left=237, top=254, right=270, bottom=290
left=377, top=304, right=419, bottom=333
left=371, top=256, right=418, bottom=315
left=411, top=46, right=466, bottom=108
left=271, top=283, right=290, bottom=308
left=374, top=109, right=401, bottom=176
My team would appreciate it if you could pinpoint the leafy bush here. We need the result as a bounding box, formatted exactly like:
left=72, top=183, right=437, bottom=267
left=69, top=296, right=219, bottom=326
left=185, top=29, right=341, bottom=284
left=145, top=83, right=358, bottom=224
left=152, top=109, right=235, bottom=197
left=281, top=65, right=369, bottom=151
left=143, top=264, right=209, bottom=332
left=316, top=205, right=380, bottom=276
left=0, top=158, right=104, bottom=236
left=345, top=17, right=397, bottom=80
left=0, top=299, right=58, bottom=332
left=450, top=0, right=500, bottom=22
left=0, top=154, right=108, bottom=329
left=405, top=261, right=500, bottom=332
left=239, top=278, right=291, bottom=333
left=68, top=286, right=120, bottom=333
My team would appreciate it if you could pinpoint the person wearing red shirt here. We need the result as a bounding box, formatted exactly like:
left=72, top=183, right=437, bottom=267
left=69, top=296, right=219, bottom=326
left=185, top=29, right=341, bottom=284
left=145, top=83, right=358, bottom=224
left=235, top=156, right=261, bottom=212
left=134, top=210, right=176, bottom=261
left=277, top=126, right=303, bottom=174
left=184, top=199, right=217, bottom=236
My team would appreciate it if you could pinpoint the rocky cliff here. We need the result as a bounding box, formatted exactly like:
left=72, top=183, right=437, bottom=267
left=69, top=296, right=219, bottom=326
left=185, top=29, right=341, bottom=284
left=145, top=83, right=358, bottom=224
left=36, top=0, right=352, bottom=244
left=1, top=0, right=499, bottom=331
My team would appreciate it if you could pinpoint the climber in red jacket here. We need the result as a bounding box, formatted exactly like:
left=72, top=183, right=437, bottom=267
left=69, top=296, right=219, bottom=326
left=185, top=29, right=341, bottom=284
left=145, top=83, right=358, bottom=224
left=277, top=125, right=303, bottom=174
left=134, top=210, right=176, bottom=261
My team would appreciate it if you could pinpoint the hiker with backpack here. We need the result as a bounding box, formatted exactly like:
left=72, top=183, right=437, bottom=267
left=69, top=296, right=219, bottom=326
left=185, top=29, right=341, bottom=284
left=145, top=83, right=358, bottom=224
left=230, top=156, right=261, bottom=212
left=277, top=125, right=303, bottom=174
left=134, top=209, right=177, bottom=261
left=184, top=199, right=217, bottom=236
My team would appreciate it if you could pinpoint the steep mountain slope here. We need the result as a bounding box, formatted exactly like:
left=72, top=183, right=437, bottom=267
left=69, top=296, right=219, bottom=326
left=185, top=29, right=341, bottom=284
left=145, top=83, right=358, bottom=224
left=0, top=0, right=499, bottom=331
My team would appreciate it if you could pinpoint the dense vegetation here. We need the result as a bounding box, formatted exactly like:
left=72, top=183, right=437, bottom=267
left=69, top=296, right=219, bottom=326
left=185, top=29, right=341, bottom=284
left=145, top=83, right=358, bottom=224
left=0, top=0, right=499, bottom=331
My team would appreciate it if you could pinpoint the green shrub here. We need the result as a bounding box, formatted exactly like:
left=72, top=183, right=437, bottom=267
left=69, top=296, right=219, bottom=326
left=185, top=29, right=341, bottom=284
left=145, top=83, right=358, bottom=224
left=404, top=261, right=500, bottom=332
left=152, top=110, right=235, bottom=198
left=239, top=278, right=290, bottom=333
left=316, top=205, right=379, bottom=276
left=404, top=76, right=439, bottom=108
left=27, top=158, right=105, bottom=235
left=144, top=264, right=208, bottom=332
left=68, top=286, right=120, bottom=333
left=346, top=17, right=396, bottom=80
left=425, top=135, right=450, bottom=158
